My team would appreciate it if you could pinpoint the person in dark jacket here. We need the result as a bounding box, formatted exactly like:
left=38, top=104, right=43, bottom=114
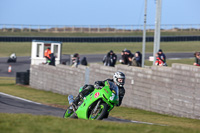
left=158, top=49, right=166, bottom=65
left=81, top=57, right=88, bottom=66
left=49, top=53, right=55, bottom=66
left=103, top=50, right=117, bottom=67
left=131, top=51, right=142, bottom=67
left=72, top=71, right=126, bottom=108
left=71, top=53, right=80, bottom=67
left=120, top=49, right=133, bottom=65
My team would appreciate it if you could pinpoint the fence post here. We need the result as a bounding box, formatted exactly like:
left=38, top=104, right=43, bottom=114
left=131, top=25, right=133, bottom=32
left=21, top=25, right=23, bottom=32
left=72, top=26, right=74, bottom=32
left=56, top=26, right=57, bottom=32
left=38, top=25, right=40, bottom=32
left=98, top=25, right=100, bottom=33
left=12, top=25, right=14, bottom=32
left=29, top=25, right=31, bottom=32
left=199, top=24, right=200, bottom=31
left=89, top=25, right=91, bottom=33
left=46, top=26, right=48, bottom=32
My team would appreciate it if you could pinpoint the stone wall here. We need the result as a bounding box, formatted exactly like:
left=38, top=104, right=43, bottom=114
left=30, top=63, right=200, bottom=119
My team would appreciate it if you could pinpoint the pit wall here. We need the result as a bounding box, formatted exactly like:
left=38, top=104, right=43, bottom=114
left=30, top=63, right=200, bottom=119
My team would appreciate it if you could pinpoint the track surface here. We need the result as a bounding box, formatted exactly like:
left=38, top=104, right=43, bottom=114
left=0, top=52, right=194, bottom=77
left=0, top=92, right=160, bottom=124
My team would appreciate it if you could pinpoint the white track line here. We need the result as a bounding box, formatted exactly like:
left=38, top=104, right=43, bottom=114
left=0, top=92, right=42, bottom=105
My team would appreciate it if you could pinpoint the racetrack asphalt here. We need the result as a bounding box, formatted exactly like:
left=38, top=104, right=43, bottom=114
left=0, top=52, right=195, bottom=77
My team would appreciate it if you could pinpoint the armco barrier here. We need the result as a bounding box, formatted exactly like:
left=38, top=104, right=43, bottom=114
left=30, top=63, right=200, bottom=119
left=0, top=36, right=200, bottom=42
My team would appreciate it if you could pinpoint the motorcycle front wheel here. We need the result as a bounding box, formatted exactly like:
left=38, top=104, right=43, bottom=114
left=89, top=103, right=108, bottom=120
left=63, top=107, right=77, bottom=119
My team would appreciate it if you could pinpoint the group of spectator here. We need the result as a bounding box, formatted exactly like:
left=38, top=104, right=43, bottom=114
left=119, top=49, right=142, bottom=67
left=103, top=48, right=168, bottom=67
left=71, top=53, right=88, bottom=67
left=45, top=47, right=200, bottom=68
left=44, top=48, right=87, bottom=67
left=45, top=47, right=169, bottom=68
left=102, top=49, right=142, bottom=67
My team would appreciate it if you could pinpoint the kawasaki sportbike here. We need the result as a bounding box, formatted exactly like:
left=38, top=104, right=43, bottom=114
left=63, top=81, right=119, bottom=120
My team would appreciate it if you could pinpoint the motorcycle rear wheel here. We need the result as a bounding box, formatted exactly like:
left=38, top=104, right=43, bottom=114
left=89, top=103, right=108, bottom=120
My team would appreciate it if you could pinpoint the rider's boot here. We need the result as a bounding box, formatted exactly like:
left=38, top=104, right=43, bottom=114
left=72, top=93, right=83, bottom=108
left=72, top=85, right=94, bottom=108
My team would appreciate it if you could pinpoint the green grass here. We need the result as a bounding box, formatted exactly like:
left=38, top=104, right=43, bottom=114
left=0, top=41, right=199, bottom=57
left=1, top=78, right=200, bottom=133
left=2, top=113, right=199, bottom=133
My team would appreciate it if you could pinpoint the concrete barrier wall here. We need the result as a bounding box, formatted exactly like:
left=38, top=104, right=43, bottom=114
left=30, top=65, right=87, bottom=95
left=30, top=63, right=200, bottom=119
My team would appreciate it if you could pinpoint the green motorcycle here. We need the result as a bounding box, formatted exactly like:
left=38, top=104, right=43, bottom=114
left=63, top=81, right=119, bottom=120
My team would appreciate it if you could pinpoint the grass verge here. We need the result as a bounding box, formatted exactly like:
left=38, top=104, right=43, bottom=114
left=2, top=113, right=199, bottom=133
left=1, top=78, right=200, bottom=133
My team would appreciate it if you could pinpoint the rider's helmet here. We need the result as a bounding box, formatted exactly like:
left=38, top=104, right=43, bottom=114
left=113, top=71, right=125, bottom=87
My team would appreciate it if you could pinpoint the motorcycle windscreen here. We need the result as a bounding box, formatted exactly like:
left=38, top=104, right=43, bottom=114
left=107, top=81, right=119, bottom=104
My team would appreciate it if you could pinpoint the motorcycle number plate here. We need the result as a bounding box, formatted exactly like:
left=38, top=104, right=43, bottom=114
left=94, top=92, right=100, bottom=98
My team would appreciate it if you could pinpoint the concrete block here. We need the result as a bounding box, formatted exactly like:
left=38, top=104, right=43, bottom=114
left=173, top=74, right=196, bottom=83
left=151, top=65, right=172, bottom=72
left=173, top=63, right=200, bottom=72
left=171, top=85, right=194, bottom=97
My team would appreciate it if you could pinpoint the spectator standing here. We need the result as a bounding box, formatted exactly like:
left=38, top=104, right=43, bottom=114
left=131, top=51, right=142, bottom=67
left=119, top=50, right=125, bottom=64
left=155, top=52, right=167, bottom=66
left=71, top=53, right=80, bottom=67
left=103, top=50, right=117, bottom=67
left=44, top=47, right=51, bottom=64
left=158, top=49, right=167, bottom=65
left=81, top=57, right=88, bottom=66
left=49, top=53, right=55, bottom=66
left=193, top=52, right=200, bottom=66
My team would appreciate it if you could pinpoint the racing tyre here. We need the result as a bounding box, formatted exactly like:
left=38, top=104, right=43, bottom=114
left=63, top=107, right=77, bottom=119
left=89, top=103, right=108, bottom=120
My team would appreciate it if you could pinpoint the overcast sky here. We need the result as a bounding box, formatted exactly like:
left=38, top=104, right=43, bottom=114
left=0, top=0, right=199, bottom=25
